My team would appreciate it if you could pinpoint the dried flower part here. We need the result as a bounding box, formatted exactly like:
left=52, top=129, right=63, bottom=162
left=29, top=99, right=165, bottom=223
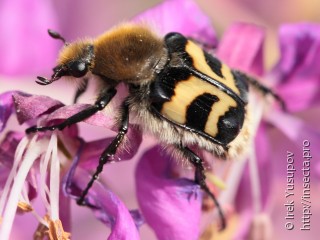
left=17, top=201, right=33, bottom=212
left=200, top=215, right=239, bottom=240
left=33, top=221, right=49, bottom=240
left=47, top=219, right=71, bottom=240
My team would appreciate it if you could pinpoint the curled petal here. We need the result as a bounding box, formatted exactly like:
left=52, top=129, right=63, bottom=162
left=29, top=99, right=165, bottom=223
left=12, top=91, right=64, bottom=124
left=217, top=23, right=265, bottom=76
left=62, top=140, right=141, bottom=239
left=133, top=0, right=217, bottom=45
left=136, top=146, right=202, bottom=240
left=272, top=23, right=320, bottom=83
left=271, top=23, right=320, bottom=111
left=45, top=104, right=114, bottom=129
left=65, top=168, right=140, bottom=240
left=0, top=91, right=17, bottom=132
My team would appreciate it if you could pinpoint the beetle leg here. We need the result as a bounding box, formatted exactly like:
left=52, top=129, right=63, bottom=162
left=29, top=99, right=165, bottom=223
left=176, top=145, right=226, bottom=230
left=25, top=88, right=117, bottom=134
left=237, top=71, right=286, bottom=110
left=76, top=100, right=129, bottom=206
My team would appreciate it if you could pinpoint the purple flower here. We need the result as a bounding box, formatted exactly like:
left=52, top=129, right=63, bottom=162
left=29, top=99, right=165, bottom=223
left=0, top=91, right=143, bottom=239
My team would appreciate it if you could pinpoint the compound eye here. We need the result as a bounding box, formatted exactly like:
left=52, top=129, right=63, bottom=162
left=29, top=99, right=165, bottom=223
left=69, top=61, right=88, bottom=78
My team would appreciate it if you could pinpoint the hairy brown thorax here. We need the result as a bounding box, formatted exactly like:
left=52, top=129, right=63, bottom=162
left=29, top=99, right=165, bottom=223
left=58, top=40, right=93, bottom=66
left=93, top=24, right=165, bottom=82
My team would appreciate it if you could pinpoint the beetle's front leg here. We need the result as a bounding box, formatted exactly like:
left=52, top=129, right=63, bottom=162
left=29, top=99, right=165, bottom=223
left=25, top=88, right=117, bottom=134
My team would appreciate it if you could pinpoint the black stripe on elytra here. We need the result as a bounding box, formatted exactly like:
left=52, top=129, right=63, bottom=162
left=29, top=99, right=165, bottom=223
left=164, top=32, right=193, bottom=66
left=165, top=33, right=245, bottom=108
left=186, top=93, right=219, bottom=132
left=186, top=66, right=246, bottom=107
left=150, top=105, right=228, bottom=149
left=231, top=70, right=249, bottom=104
left=214, top=105, right=245, bottom=145
left=150, top=67, right=192, bottom=111
left=204, top=52, right=224, bottom=78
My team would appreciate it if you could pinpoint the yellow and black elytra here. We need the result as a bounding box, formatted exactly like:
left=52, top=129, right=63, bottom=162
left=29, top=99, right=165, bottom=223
left=26, top=23, right=283, bottom=230
left=150, top=32, right=248, bottom=147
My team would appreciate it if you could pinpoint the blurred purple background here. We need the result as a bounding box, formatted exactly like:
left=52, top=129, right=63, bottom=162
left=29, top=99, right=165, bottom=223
left=1, top=0, right=319, bottom=239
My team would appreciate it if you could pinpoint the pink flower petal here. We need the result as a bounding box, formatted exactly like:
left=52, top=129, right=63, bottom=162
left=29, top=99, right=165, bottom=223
left=79, top=126, right=143, bottom=171
left=45, top=104, right=115, bottom=129
left=0, top=131, right=24, bottom=183
left=65, top=167, right=140, bottom=240
left=266, top=111, right=320, bottom=161
left=136, top=146, right=202, bottom=240
left=12, top=92, right=64, bottom=125
left=277, top=80, right=319, bottom=112
left=0, top=92, right=17, bottom=132
left=59, top=188, right=71, bottom=232
left=272, top=23, right=320, bottom=83
left=272, top=23, right=320, bottom=112
left=217, top=23, right=265, bottom=76
left=234, top=124, right=271, bottom=238
left=133, top=0, right=217, bottom=45
left=0, top=0, right=60, bottom=76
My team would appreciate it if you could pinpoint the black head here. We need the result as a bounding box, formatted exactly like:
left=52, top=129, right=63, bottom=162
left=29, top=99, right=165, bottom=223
left=36, top=30, right=94, bottom=86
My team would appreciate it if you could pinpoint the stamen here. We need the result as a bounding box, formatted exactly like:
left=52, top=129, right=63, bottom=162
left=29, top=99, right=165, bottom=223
left=0, top=136, right=46, bottom=240
left=248, top=95, right=264, bottom=215
left=0, top=136, right=29, bottom=216
left=39, top=137, right=55, bottom=210
left=49, top=133, right=60, bottom=220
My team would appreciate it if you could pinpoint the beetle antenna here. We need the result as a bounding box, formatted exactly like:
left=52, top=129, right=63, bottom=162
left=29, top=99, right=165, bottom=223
left=48, top=29, right=67, bottom=44
left=35, top=67, right=64, bottom=85
left=35, top=76, right=52, bottom=85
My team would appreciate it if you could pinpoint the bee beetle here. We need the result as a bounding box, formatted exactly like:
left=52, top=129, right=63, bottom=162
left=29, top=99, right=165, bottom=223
left=27, top=23, right=284, bottom=229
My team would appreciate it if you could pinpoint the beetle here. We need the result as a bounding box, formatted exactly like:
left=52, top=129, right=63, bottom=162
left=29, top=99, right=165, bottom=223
left=27, top=23, right=284, bottom=229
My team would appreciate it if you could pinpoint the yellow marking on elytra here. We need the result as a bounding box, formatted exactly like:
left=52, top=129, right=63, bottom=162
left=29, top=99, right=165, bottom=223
left=205, top=88, right=236, bottom=136
left=161, top=75, right=236, bottom=137
left=185, top=41, right=240, bottom=95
